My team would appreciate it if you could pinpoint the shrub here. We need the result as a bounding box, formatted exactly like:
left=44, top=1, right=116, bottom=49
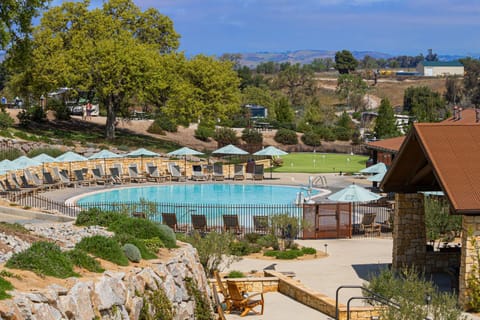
left=185, top=277, right=213, bottom=320
left=148, top=116, right=177, bottom=134
left=214, top=127, right=238, bottom=146
left=301, top=247, right=317, bottom=255
left=0, top=276, right=13, bottom=300
left=0, top=110, right=13, bottom=129
left=301, top=131, right=322, bottom=147
left=75, top=208, right=127, bottom=227
left=17, top=106, right=46, bottom=126
left=6, top=241, right=77, bottom=278
left=122, top=243, right=141, bottom=262
left=27, top=147, right=64, bottom=158
left=0, top=148, right=23, bottom=161
left=318, top=126, right=336, bottom=141
left=257, top=234, right=279, bottom=250
left=66, top=249, right=104, bottom=273
left=334, top=126, right=352, bottom=141
left=241, top=128, right=263, bottom=144
left=227, top=270, right=246, bottom=278
left=244, top=233, right=261, bottom=244
left=155, top=224, right=177, bottom=245
left=142, top=237, right=165, bottom=255
left=48, top=99, right=70, bottom=121
left=194, top=122, right=215, bottom=142
left=110, top=218, right=176, bottom=248
left=263, top=250, right=278, bottom=257
left=274, top=128, right=298, bottom=145
left=76, top=235, right=129, bottom=266
left=141, top=287, right=175, bottom=320
left=230, top=241, right=251, bottom=256
left=113, top=233, right=158, bottom=260
left=275, top=250, right=303, bottom=259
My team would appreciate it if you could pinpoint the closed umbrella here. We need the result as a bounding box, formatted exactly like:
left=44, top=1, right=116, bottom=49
left=253, top=146, right=288, bottom=179
left=167, top=147, right=204, bottom=177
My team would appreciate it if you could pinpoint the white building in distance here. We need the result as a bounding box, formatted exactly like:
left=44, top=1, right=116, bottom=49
left=416, top=61, right=464, bottom=77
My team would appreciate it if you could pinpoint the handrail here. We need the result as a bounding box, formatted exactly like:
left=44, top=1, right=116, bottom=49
left=335, top=285, right=399, bottom=320
left=346, top=296, right=400, bottom=320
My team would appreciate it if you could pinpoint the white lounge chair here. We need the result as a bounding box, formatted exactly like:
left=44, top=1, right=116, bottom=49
left=168, top=163, right=186, bottom=182
left=234, top=164, right=245, bottom=181
left=128, top=163, right=147, bottom=183
left=212, top=163, right=225, bottom=181
left=191, top=165, right=207, bottom=181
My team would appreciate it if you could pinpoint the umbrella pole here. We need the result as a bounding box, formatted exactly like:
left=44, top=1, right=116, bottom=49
left=270, top=158, right=273, bottom=179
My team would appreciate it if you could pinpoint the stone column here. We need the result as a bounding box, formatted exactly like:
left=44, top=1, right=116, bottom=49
left=459, top=215, right=480, bottom=309
left=392, top=193, right=426, bottom=271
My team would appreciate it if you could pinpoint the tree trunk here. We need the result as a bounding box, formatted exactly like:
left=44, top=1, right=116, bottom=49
left=105, top=95, right=117, bottom=140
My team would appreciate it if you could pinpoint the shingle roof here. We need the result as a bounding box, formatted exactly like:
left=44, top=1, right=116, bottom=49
left=422, top=61, right=464, bottom=67
left=381, top=123, right=480, bottom=214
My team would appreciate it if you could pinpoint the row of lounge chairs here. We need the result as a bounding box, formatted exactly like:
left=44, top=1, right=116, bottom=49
left=160, top=213, right=269, bottom=235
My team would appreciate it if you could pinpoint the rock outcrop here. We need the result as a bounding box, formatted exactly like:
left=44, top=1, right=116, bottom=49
left=0, top=244, right=209, bottom=320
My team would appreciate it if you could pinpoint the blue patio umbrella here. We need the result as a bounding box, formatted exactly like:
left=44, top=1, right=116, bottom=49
left=253, top=146, right=289, bottom=179
left=367, top=172, right=386, bottom=183
left=56, top=151, right=88, bottom=176
left=327, top=184, right=382, bottom=203
left=0, top=159, right=22, bottom=175
left=127, top=148, right=160, bottom=171
left=167, top=147, right=204, bottom=177
left=32, top=153, right=58, bottom=173
left=12, top=156, right=42, bottom=169
left=212, top=144, right=249, bottom=155
left=89, top=149, right=122, bottom=173
left=360, top=162, right=387, bottom=174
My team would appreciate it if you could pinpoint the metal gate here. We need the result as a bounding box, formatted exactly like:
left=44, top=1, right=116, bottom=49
left=302, top=203, right=352, bottom=239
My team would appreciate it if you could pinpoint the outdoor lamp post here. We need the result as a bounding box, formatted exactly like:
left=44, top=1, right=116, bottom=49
left=40, top=95, right=45, bottom=110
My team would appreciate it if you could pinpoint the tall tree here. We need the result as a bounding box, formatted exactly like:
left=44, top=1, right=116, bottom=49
left=404, top=86, right=446, bottom=122
left=425, top=49, right=438, bottom=62
left=26, top=0, right=180, bottom=139
left=334, top=50, right=358, bottom=74
left=275, top=96, right=294, bottom=125
left=275, top=63, right=315, bottom=106
left=460, top=57, right=480, bottom=106
left=336, top=74, right=368, bottom=111
left=444, top=76, right=463, bottom=106
left=374, top=98, right=398, bottom=139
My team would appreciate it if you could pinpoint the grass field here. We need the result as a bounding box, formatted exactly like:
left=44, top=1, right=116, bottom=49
left=273, top=152, right=368, bottom=174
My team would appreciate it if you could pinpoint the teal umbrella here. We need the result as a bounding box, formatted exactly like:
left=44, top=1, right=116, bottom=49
left=89, top=149, right=122, bottom=173
left=360, top=162, right=387, bottom=174
left=328, top=184, right=381, bottom=202
left=12, top=156, right=42, bottom=169
left=0, top=160, right=22, bottom=175
left=253, top=146, right=288, bottom=179
left=167, top=147, right=204, bottom=177
left=32, top=153, right=58, bottom=163
left=212, top=144, right=249, bottom=155
left=56, top=151, right=88, bottom=162
left=127, top=148, right=160, bottom=157
left=367, top=172, right=386, bottom=183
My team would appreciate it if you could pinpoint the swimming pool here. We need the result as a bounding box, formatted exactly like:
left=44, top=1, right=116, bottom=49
left=76, top=184, right=316, bottom=205
left=74, top=184, right=317, bottom=228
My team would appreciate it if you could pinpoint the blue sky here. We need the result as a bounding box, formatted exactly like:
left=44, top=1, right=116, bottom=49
left=52, top=0, right=480, bottom=56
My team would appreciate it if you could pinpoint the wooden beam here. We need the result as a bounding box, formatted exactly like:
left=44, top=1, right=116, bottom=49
left=409, top=163, right=433, bottom=185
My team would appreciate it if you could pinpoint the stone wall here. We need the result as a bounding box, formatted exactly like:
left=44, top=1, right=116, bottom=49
left=459, top=215, right=480, bottom=309
left=392, top=193, right=426, bottom=271
left=0, top=244, right=209, bottom=320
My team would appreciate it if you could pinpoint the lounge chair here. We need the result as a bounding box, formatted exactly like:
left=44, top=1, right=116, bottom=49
left=91, top=168, right=108, bottom=185
left=43, top=171, right=63, bottom=189
left=233, top=164, right=245, bottom=181
left=20, top=171, right=43, bottom=191
left=191, top=214, right=213, bottom=233
left=253, top=215, right=269, bottom=234
left=128, top=163, right=147, bottom=183
left=109, top=166, right=129, bottom=184
left=74, top=169, right=92, bottom=187
left=24, top=169, right=44, bottom=187
left=161, top=213, right=187, bottom=232
left=12, top=173, right=38, bottom=191
left=214, top=271, right=232, bottom=313
left=168, top=163, right=186, bottom=182
left=191, top=165, right=207, bottom=181
left=360, top=212, right=381, bottom=237
left=226, top=280, right=264, bottom=317
left=252, top=164, right=264, bottom=181
left=52, top=167, right=74, bottom=188
left=146, top=164, right=168, bottom=182
left=223, top=214, right=243, bottom=235
left=212, top=284, right=227, bottom=320
left=113, top=163, right=131, bottom=183
left=212, top=163, right=225, bottom=181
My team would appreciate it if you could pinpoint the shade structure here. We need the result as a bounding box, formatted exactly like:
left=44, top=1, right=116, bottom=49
left=212, top=144, right=249, bottom=155
left=12, top=156, right=42, bottom=169
left=0, top=159, right=22, bottom=175
left=167, top=147, right=204, bottom=177
left=127, top=148, right=160, bottom=157
left=367, top=172, right=386, bottom=183
left=56, top=151, right=88, bottom=162
left=327, top=184, right=382, bottom=203
left=253, top=146, right=289, bottom=179
left=360, top=162, right=387, bottom=174
left=32, top=153, right=58, bottom=163
left=89, top=149, right=121, bottom=160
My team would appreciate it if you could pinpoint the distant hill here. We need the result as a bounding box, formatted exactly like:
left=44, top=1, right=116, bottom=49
left=238, top=50, right=392, bottom=68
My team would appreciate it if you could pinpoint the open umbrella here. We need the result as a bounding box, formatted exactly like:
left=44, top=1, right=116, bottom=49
left=327, top=184, right=381, bottom=202
left=89, top=149, right=122, bottom=173
left=212, top=144, right=249, bottom=179
left=127, top=148, right=160, bottom=170
left=12, top=156, right=42, bottom=169
left=0, top=159, right=22, bottom=175
left=253, top=146, right=288, bottom=179
left=167, top=147, right=204, bottom=177
left=360, top=162, right=387, bottom=174
left=56, top=151, right=88, bottom=177
left=32, top=153, right=58, bottom=173
left=367, top=171, right=386, bottom=183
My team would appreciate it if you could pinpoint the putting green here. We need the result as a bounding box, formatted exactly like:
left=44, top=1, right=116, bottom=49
left=273, top=152, right=368, bottom=174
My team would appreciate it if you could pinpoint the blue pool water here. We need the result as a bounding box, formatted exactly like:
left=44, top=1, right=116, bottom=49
left=77, top=184, right=315, bottom=205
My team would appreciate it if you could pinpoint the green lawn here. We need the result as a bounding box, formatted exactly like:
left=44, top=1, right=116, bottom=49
left=273, top=152, right=368, bottom=173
